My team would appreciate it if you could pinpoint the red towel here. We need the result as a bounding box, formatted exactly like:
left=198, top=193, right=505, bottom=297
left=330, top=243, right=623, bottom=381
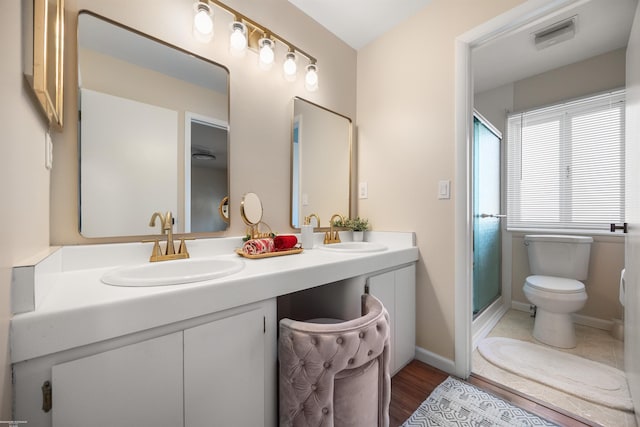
left=273, top=235, right=298, bottom=251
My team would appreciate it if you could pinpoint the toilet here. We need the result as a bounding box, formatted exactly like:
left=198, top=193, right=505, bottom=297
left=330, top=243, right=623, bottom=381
left=523, top=234, right=593, bottom=348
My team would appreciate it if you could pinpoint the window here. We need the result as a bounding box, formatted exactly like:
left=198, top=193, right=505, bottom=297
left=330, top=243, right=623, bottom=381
left=506, top=90, right=625, bottom=231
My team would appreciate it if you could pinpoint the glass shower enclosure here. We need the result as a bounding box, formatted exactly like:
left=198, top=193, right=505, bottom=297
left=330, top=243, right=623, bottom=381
left=473, top=114, right=503, bottom=317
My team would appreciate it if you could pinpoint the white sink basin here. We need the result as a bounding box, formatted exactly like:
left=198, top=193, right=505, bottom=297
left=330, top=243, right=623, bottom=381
left=318, top=242, right=388, bottom=253
left=101, top=257, right=244, bottom=287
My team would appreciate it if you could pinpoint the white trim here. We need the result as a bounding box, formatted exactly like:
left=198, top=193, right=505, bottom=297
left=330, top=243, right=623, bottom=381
left=454, top=0, right=580, bottom=379
left=184, top=112, right=228, bottom=233
left=472, top=298, right=510, bottom=350
left=511, top=300, right=614, bottom=331
left=454, top=38, right=473, bottom=379
left=414, top=346, right=456, bottom=375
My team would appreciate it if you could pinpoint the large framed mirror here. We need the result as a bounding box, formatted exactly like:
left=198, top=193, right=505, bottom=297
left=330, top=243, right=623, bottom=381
left=291, top=97, right=352, bottom=229
left=23, top=0, right=65, bottom=129
left=77, top=12, right=229, bottom=238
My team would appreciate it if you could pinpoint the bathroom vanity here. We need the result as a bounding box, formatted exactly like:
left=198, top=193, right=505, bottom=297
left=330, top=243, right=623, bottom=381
left=11, top=232, right=417, bottom=427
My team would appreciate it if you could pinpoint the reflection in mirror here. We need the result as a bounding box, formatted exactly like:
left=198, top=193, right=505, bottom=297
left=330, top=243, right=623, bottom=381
left=291, top=98, right=351, bottom=228
left=241, top=192, right=263, bottom=226
left=219, top=196, right=229, bottom=223
left=77, top=12, right=229, bottom=238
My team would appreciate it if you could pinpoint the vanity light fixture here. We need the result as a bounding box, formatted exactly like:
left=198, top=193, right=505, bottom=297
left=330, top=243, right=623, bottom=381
left=305, top=63, right=319, bottom=92
left=229, top=21, right=247, bottom=57
left=258, top=37, right=275, bottom=70
left=193, top=1, right=214, bottom=43
left=283, top=51, right=297, bottom=81
left=192, top=0, right=319, bottom=90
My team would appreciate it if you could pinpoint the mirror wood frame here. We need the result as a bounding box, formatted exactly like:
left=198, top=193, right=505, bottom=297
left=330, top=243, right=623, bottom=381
left=23, top=0, right=65, bottom=129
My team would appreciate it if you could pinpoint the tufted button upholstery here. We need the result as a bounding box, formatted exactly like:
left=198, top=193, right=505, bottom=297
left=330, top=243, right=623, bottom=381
left=279, top=294, right=391, bottom=427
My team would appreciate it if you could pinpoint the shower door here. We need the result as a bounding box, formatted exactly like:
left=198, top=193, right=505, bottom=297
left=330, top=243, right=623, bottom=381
left=473, top=114, right=502, bottom=316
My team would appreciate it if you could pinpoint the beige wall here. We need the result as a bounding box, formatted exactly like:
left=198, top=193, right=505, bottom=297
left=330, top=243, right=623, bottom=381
left=357, top=0, right=526, bottom=361
left=476, top=49, right=627, bottom=323
left=1, top=1, right=53, bottom=416
left=514, top=48, right=626, bottom=111
left=51, top=0, right=357, bottom=244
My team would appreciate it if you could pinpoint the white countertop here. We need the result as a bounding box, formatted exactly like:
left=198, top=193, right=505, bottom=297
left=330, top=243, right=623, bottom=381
left=11, top=232, right=418, bottom=362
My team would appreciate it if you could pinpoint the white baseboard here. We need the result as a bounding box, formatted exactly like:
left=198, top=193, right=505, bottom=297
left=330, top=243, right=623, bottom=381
left=414, top=346, right=456, bottom=375
left=511, top=300, right=613, bottom=331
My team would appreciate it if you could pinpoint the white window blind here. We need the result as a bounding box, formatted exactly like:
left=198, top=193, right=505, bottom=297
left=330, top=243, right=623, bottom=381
left=507, top=90, right=625, bottom=231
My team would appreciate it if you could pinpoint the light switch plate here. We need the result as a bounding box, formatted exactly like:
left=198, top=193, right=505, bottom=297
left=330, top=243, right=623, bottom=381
left=438, top=180, right=450, bottom=199
left=359, top=182, right=368, bottom=199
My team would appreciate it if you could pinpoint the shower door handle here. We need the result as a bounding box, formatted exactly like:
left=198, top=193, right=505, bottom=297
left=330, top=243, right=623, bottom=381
left=479, top=213, right=506, bottom=218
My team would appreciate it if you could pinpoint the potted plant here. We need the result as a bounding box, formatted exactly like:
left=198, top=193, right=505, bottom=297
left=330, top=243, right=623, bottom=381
left=346, top=216, right=369, bottom=241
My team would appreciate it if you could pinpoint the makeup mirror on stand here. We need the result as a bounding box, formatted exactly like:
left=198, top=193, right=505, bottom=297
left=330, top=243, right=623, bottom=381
left=241, top=192, right=272, bottom=239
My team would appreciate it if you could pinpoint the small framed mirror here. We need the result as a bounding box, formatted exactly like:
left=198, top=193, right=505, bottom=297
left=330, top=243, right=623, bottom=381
left=241, top=192, right=263, bottom=226
left=219, top=196, right=229, bottom=223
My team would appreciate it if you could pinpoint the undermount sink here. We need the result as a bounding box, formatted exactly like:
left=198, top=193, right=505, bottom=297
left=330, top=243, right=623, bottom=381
left=101, top=257, right=244, bottom=287
left=318, top=242, right=388, bottom=253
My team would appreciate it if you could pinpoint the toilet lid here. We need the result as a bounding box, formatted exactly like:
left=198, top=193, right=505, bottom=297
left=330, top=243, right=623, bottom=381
left=525, top=275, right=585, bottom=294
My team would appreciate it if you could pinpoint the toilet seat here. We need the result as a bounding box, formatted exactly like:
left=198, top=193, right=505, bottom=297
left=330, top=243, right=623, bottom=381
left=525, top=275, right=585, bottom=294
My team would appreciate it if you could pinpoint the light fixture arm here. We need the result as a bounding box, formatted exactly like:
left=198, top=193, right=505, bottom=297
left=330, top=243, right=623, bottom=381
left=207, top=0, right=317, bottom=64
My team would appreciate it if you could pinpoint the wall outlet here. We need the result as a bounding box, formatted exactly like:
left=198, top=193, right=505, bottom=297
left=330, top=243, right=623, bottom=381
left=359, top=182, right=368, bottom=199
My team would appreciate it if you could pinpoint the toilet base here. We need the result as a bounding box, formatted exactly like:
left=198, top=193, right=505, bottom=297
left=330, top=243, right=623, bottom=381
left=533, top=309, right=576, bottom=348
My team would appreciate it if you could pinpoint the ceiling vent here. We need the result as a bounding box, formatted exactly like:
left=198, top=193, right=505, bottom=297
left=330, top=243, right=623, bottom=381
left=534, top=16, right=576, bottom=50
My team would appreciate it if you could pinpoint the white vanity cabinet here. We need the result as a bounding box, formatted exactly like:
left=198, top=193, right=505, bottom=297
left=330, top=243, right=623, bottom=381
left=184, top=307, right=269, bottom=427
left=367, top=264, right=416, bottom=375
left=14, top=300, right=277, bottom=427
left=52, top=332, right=184, bottom=427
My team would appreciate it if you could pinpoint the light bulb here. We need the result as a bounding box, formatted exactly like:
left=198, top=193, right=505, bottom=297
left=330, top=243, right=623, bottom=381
left=305, top=64, right=318, bottom=91
left=229, top=22, right=247, bottom=57
left=283, top=52, right=297, bottom=81
left=258, top=38, right=275, bottom=70
left=193, top=2, right=213, bottom=43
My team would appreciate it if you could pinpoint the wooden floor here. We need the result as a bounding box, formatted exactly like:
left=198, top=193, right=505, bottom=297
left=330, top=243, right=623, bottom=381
left=390, top=360, right=598, bottom=427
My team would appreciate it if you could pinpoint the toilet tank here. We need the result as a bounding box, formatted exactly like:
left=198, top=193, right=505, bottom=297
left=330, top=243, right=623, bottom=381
left=524, top=235, right=593, bottom=280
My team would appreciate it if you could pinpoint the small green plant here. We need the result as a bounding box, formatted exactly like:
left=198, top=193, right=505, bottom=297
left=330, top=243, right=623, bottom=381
left=347, top=216, right=370, bottom=232
left=331, top=216, right=370, bottom=231
left=332, top=217, right=348, bottom=228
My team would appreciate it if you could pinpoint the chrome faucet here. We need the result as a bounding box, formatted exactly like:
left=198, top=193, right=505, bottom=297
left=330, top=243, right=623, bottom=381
left=324, top=213, right=344, bottom=244
left=148, top=211, right=189, bottom=262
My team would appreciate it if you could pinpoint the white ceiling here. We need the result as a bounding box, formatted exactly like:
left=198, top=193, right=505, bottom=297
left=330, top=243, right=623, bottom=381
left=287, top=0, right=637, bottom=92
left=287, top=0, right=433, bottom=50
left=473, top=0, right=638, bottom=93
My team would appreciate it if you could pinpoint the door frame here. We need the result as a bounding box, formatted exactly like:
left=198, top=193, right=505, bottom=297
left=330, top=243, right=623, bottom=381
left=184, top=112, right=228, bottom=233
left=453, top=0, right=580, bottom=378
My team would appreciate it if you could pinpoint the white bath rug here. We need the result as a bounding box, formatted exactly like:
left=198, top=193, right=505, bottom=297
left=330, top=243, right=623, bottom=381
left=477, top=337, right=633, bottom=412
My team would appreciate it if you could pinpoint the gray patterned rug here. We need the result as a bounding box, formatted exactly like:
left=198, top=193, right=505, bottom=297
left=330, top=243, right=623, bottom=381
left=401, top=377, right=558, bottom=427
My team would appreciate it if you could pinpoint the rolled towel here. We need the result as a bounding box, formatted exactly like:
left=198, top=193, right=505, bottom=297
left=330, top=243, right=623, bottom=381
left=242, top=238, right=275, bottom=255
left=274, top=235, right=298, bottom=251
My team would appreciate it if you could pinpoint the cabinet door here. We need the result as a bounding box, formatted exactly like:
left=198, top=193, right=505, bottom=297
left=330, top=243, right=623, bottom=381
left=394, top=264, right=416, bottom=371
left=52, top=332, right=183, bottom=427
left=368, top=265, right=416, bottom=375
left=184, top=307, right=265, bottom=427
left=368, top=271, right=396, bottom=373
